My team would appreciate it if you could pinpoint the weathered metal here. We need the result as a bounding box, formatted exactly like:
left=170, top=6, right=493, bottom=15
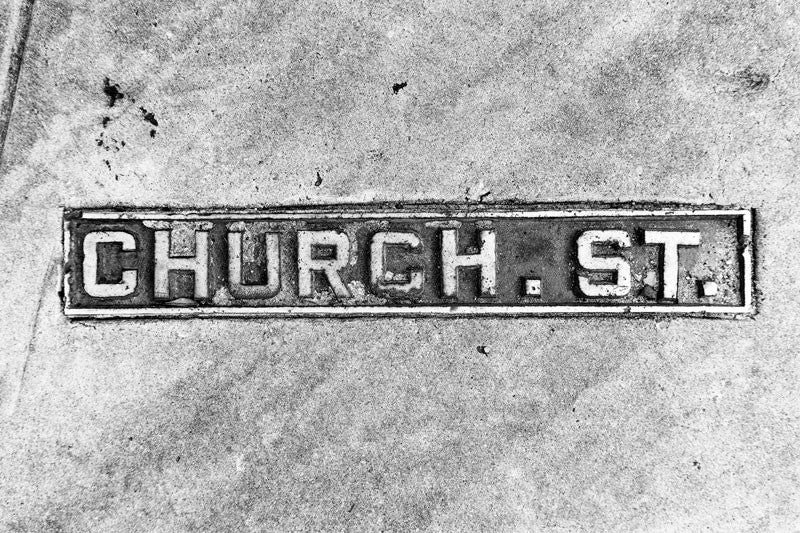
left=63, top=205, right=753, bottom=317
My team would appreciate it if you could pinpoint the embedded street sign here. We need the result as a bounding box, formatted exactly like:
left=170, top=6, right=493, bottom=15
left=62, top=206, right=754, bottom=317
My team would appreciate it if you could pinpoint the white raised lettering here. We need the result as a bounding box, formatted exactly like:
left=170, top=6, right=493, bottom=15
left=441, top=229, right=496, bottom=297
left=297, top=230, right=351, bottom=297
left=83, top=231, right=137, bottom=298
left=370, top=231, right=423, bottom=293
left=228, top=231, right=281, bottom=298
left=577, top=230, right=631, bottom=297
left=644, top=230, right=701, bottom=300
left=154, top=230, right=209, bottom=300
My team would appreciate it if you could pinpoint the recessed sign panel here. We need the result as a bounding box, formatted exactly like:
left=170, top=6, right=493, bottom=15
left=63, top=206, right=753, bottom=317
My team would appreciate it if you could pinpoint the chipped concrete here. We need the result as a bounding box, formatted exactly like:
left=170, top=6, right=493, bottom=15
left=1, top=0, right=799, bottom=530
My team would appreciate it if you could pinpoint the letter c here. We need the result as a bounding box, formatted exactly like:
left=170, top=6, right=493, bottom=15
left=82, top=231, right=137, bottom=297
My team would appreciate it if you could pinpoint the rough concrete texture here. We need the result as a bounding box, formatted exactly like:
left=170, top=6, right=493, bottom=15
left=0, top=0, right=799, bottom=530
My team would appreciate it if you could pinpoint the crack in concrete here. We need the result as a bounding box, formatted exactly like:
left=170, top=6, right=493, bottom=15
left=0, top=0, right=36, bottom=162
left=0, top=246, right=57, bottom=420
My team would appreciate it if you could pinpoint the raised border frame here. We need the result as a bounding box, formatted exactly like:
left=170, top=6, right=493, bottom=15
left=63, top=207, right=754, bottom=318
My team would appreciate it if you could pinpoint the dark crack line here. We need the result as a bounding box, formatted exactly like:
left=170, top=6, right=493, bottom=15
left=10, top=250, right=58, bottom=417
left=0, top=0, right=36, bottom=163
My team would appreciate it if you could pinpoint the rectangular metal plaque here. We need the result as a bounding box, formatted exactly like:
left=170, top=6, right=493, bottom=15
left=63, top=206, right=753, bottom=317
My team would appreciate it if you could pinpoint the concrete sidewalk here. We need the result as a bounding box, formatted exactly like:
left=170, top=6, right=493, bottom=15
left=0, top=0, right=798, bottom=530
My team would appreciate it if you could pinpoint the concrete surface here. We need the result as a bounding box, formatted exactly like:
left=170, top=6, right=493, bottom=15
left=0, top=0, right=799, bottom=530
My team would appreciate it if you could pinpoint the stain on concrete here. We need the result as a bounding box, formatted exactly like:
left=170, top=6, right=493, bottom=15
left=732, top=66, right=771, bottom=95
left=139, top=107, right=158, bottom=127
left=102, top=77, right=124, bottom=108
